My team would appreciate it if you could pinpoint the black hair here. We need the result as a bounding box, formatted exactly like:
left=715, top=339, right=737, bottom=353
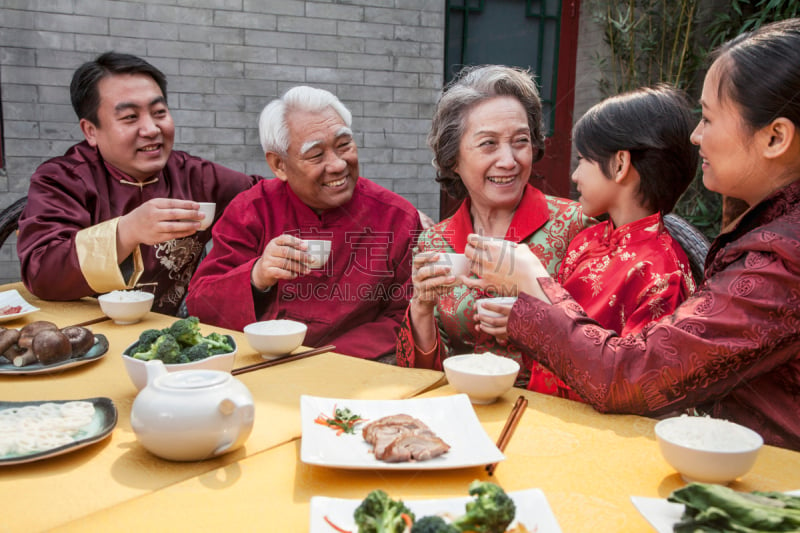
left=573, top=85, right=699, bottom=214
left=711, top=18, right=800, bottom=132
left=70, top=51, right=168, bottom=126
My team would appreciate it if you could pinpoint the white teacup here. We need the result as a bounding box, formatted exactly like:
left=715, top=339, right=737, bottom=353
left=435, top=252, right=470, bottom=279
left=303, top=240, right=332, bottom=268
left=476, top=296, right=518, bottom=320
left=197, top=202, right=216, bottom=230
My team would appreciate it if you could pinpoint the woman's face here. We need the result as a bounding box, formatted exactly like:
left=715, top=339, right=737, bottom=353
left=691, top=62, right=762, bottom=204
left=454, top=96, right=533, bottom=212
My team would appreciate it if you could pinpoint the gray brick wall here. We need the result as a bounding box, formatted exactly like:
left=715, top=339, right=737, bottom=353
left=0, top=0, right=446, bottom=283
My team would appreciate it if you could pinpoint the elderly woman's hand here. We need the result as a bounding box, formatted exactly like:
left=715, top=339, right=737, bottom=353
left=410, top=251, right=457, bottom=310
left=463, top=234, right=551, bottom=301
left=251, top=234, right=311, bottom=291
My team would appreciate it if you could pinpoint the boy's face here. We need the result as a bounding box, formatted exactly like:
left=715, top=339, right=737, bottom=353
left=571, top=156, right=618, bottom=219
left=80, top=73, right=175, bottom=182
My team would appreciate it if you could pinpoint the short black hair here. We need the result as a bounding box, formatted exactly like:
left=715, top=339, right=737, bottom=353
left=573, top=85, right=699, bottom=214
left=70, top=51, right=168, bottom=126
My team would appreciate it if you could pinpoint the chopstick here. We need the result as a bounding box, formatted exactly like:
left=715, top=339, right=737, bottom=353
left=231, top=344, right=335, bottom=375
left=486, top=394, right=528, bottom=476
left=70, top=316, right=112, bottom=328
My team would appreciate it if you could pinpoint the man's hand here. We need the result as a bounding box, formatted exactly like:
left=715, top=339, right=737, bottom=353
left=251, top=234, right=311, bottom=291
left=116, top=198, right=206, bottom=260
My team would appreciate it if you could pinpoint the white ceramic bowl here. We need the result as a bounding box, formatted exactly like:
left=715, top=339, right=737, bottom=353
left=122, top=337, right=237, bottom=391
left=98, top=291, right=154, bottom=325
left=655, top=415, right=763, bottom=484
left=243, top=319, right=308, bottom=360
left=443, top=353, right=520, bottom=404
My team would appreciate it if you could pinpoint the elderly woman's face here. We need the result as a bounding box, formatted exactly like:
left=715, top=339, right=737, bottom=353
left=454, top=96, right=532, bottom=211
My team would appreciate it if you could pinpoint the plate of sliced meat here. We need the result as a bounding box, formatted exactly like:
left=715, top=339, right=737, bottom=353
left=300, top=394, right=504, bottom=469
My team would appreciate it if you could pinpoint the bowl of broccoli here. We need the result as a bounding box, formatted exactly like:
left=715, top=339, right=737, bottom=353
left=122, top=316, right=237, bottom=390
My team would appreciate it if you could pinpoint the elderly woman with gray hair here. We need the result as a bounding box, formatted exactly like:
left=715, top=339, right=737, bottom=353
left=396, top=65, right=592, bottom=394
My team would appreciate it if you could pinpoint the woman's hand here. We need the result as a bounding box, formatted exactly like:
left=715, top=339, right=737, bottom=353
left=463, top=234, right=551, bottom=302
left=474, top=299, right=513, bottom=344
left=251, top=234, right=311, bottom=291
left=410, top=251, right=455, bottom=311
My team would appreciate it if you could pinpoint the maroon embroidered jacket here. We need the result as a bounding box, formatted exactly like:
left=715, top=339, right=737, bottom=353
left=508, top=179, right=800, bottom=451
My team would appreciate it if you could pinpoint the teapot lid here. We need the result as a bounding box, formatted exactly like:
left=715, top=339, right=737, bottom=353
left=157, top=369, right=229, bottom=390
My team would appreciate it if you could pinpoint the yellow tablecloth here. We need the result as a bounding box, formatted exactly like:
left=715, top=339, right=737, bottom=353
left=0, top=284, right=444, bottom=532
left=46, top=386, right=800, bottom=533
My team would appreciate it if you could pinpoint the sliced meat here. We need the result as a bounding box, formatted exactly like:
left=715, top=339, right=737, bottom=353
left=378, top=431, right=451, bottom=462
left=362, top=414, right=430, bottom=444
left=362, top=413, right=450, bottom=463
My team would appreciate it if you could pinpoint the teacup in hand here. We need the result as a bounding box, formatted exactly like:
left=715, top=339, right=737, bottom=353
left=475, top=296, right=517, bottom=325
left=197, top=202, right=216, bottom=230
left=303, top=240, right=332, bottom=269
left=434, top=253, right=470, bottom=283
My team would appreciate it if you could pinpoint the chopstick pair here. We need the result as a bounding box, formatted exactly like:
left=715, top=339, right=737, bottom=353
left=231, top=344, right=335, bottom=375
left=486, top=394, right=528, bottom=476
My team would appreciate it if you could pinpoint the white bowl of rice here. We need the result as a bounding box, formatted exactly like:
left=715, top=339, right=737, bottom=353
left=443, top=352, right=520, bottom=404
left=98, top=290, right=154, bottom=325
left=655, top=415, right=763, bottom=484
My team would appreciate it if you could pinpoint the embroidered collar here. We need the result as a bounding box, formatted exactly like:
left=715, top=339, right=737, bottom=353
left=444, top=184, right=551, bottom=252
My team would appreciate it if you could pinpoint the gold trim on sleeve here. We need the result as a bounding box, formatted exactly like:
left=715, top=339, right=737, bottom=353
left=75, top=217, right=144, bottom=293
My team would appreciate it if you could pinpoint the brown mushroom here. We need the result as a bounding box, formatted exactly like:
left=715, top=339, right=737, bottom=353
left=18, top=321, right=58, bottom=349
left=0, top=328, right=20, bottom=357
left=61, top=326, right=95, bottom=357
left=13, top=329, right=72, bottom=367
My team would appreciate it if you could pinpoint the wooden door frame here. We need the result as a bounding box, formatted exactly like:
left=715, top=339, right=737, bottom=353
left=439, top=0, right=582, bottom=220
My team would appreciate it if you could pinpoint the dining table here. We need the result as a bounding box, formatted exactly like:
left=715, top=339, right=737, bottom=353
left=1, top=281, right=799, bottom=532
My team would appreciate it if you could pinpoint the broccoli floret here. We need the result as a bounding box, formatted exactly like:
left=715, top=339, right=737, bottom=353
left=132, top=333, right=182, bottom=363
left=169, top=316, right=203, bottom=347
left=450, top=481, right=515, bottom=533
left=182, top=342, right=212, bottom=362
left=200, top=332, right=234, bottom=355
left=134, top=328, right=165, bottom=354
left=353, top=489, right=415, bottom=533
left=410, top=516, right=459, bottom=533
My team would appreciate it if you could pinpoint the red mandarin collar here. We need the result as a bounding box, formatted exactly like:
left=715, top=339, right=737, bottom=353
left=444, top=184, right=551, bottom=252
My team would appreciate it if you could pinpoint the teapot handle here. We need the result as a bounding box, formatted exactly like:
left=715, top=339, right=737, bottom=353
left=213, top=397, right=255, bottom=456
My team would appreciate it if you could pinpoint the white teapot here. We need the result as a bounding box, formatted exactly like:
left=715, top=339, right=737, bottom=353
left=131, top=359, right=255, bottom=461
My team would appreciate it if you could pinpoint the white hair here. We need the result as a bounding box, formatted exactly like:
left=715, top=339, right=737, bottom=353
left=258, top=86, right=353, bottom=155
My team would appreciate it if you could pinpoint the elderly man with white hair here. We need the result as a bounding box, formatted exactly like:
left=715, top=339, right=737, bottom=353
left=187, top=86, right=422, bottom=361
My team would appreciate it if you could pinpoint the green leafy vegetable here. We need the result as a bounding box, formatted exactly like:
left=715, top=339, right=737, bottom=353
left=668, top=482, right=800, bottom=532
left=450, top=481, right=516, bottom=533
left=353, top=489, right=415, bottom=533
left=410, top=515, right=459, bottom=533
left=130, top=317, right=233, bottom=364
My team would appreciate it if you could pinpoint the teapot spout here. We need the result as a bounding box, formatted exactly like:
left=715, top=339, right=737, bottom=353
left=144, top=359, right=168, bottom=386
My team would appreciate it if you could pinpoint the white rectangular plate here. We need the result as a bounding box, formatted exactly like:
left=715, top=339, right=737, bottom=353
left=300, top=394, right=504, bottom=470
left=631, top=489, right=800, bottom=532
left=0, top=289, right=39, bottom=323
left=310, top=488, right=562, bottom=533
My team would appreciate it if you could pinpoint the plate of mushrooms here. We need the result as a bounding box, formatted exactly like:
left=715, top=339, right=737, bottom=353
left=0, top=321, right=108, bottom=375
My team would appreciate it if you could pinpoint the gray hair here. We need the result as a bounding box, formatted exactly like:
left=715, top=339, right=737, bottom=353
left=428, top=65, right=545, bottom=200
left=258, top=86, right=353, bottom=155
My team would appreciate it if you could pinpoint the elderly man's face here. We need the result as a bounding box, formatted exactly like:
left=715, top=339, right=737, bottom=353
left=269, top=106, right=359, bottom=212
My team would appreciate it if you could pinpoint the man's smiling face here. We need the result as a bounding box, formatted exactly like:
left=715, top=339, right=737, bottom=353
left=81, top=73, right=175, bottom=182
